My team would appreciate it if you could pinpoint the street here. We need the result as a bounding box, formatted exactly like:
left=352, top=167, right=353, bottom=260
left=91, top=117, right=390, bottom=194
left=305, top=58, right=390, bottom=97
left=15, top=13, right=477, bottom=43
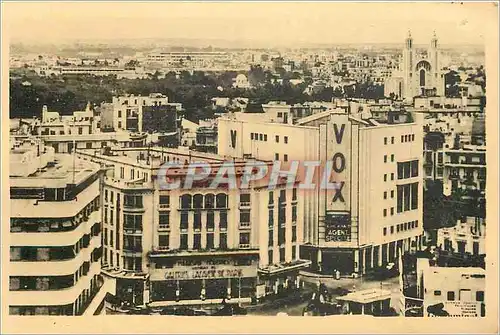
left=247, top=274, right=401, bottom=316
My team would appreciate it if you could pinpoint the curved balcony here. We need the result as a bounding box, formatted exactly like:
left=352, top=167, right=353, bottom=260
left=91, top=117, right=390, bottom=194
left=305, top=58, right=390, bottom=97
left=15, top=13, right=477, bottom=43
left=10, top=237, right=101, bottom=276
left=9, top=261, right=101, bottom=306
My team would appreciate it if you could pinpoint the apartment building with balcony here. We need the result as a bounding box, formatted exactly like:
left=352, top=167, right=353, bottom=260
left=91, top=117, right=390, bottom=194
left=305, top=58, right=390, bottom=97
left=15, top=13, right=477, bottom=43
left=77, top=147, right=309, bottom=309
left=9, top=138, right=104, bottom=315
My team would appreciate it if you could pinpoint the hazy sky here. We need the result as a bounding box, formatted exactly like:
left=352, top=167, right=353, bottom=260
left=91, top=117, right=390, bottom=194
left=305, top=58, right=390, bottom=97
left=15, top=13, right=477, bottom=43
left=3, top=2, right=496, bottom=46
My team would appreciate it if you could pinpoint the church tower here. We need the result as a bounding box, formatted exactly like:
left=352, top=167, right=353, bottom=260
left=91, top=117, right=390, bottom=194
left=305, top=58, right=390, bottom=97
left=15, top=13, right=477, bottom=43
left=402, top=30, right=414, bottom=101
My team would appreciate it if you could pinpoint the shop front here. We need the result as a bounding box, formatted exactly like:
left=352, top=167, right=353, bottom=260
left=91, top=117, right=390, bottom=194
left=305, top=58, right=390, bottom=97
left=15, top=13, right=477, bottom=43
left=148, top=251, right=259, bottom=306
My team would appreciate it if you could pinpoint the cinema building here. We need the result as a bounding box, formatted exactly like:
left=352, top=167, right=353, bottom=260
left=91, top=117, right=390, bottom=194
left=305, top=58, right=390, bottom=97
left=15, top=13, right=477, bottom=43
left=9, top=138, right=104, bottom=315
left=77, top=147, right=309, bottom=308
left=218, top=103, right=425, bottom=275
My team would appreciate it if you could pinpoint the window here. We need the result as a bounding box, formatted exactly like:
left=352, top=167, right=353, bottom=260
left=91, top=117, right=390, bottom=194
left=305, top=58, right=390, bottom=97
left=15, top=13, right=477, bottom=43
left=220, top=211, right=228, bottom=230
left=180, top=194, right=192, bottom=209
left=411, top=160, right=419, bottom=177
left=275, top=135, right=280, bottom=143
left=391, top=190, right=394, bottom=198
left=264, top=134, right=268, bottom=141
left=268, top=250, right=273, bottom=265
left=447, top=291, right=455, bottom=301
left=391, top=173, right=394, bottom=180
left=207, top=211, right=215, bottom=231
left=384, top=155, right=387, bottom=163
left=411, top=183, right=419, bottom=210
left=206, top=233, right=214, bottom=249
left=476, top=291, right=484, bottom=302
left=219, top=233, right=227, bottom=249
left=277, top=112, right=283, bottom=118
left=159, top=195, right=170, bottom=207
left=251, top=133, right=254, bottom=140
left=292, top=206, right=297, bottom=222
left=240, top=210, right=251, bottom=228
left=383, top=227, right=387, bottom=236
left=390, top=226, right=394, bottom=234
left=240, top=193, right=250, bottom=204
left=239, top=232, right=250, bottom=247
left=391, top=154, right=394, bottom=162
left=384, top=191, right=387, bottom=199
left=384, top=137, right=387, bottom=145
left=123, top=235, right=141, bottom=252
left=159, top=213, right=170, bottom=228
left=390, top=207, right=394, bottom=216
left=269, top=191, right=274, bottom=205
left=180, top=234, right=188, bottom=250
left=383, top=209, right=387, bottom=217
left=216, top=194, right=227, bottom=208
left=180, top=212, right=188, bottom=230
left=292, top=188, right=297, bottom=201
left=434, top=290, right=442, bottom=296
left=391, top=136, right=394, bottom=144
left=292, top=226, right=297, bottom=242
left=118, top=110, right=122, bottom=118
left=284, top=154, right=288, bottom=162
left=159, top=235, right=169, bottom=249
left=268, top=229, right=274, bottom=247
left=275, top=153, right=279, bottom=160
left=384, top=174, right=387, bottom=182
left=401, top=135, right=404, bottom=143
left=204, top=194, right=215, bottom=208
left=268, top=209, right=274, bottom=227
left=124, top=195, right=143, bottom=208
left=124, top=214, right=142, bottom=231
left=193, top=234, right=201, bottom=249
left=193, top=211, right=202, bottom=230
left=284, top=136, right=288, bottom=144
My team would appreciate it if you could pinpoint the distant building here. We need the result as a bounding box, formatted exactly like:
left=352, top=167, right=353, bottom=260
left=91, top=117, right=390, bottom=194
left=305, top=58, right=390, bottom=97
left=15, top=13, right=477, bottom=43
left=385, top=31, right=445, bottom=101
left=233, top=74, right=251, bottom=89
left=416, top=257, right=485, bottom=317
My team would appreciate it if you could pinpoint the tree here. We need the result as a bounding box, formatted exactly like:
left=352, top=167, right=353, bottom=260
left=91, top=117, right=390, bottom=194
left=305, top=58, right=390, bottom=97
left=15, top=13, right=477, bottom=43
left=248, top=65, right=266, bottom=86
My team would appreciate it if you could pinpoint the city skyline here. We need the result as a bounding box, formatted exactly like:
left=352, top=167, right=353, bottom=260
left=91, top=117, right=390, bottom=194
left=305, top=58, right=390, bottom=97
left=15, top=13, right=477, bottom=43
left=4, top=2, right=493, bottom=47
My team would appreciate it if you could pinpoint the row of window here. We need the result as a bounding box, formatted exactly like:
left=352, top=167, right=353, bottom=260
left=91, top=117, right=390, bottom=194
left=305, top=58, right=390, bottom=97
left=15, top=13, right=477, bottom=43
left=433, top=290, right=484, bottom=302
left=180, top=211, right=228, bottom=230
left=250, top=133, right=289, bottom=144
left=268, top=225, right=297, bottom=247
left=275, top=153, right=289, bottom=162
left=383, top=154, right=395, bottom=163
left=383, top=220, right=419, bottom=235
left=401, top=134, right=416, bottom=143
left=10, top=196, right=100, bottom=233
left=398, top=160, right=419, bottom=179
left=268, top=245, right=297, bottom=265
left=383, top=136, right=395, bottom=145
left=10, top=261, right=92, bottom=291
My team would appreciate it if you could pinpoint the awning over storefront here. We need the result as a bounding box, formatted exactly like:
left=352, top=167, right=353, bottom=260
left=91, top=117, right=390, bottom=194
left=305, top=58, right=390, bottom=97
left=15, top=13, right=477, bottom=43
left=258, top=259, right=312, bottom=275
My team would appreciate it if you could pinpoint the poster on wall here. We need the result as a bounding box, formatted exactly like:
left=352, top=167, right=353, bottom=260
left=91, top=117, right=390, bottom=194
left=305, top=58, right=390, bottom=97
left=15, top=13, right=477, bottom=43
left=325, top=212, right=351, bottom=242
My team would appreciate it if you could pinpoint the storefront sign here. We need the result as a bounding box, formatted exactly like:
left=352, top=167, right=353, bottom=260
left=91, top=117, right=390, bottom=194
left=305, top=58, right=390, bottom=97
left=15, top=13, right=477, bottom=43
left=325, top=213, right=351, bottom=242
left=151, top=264, right=257, bottom=281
